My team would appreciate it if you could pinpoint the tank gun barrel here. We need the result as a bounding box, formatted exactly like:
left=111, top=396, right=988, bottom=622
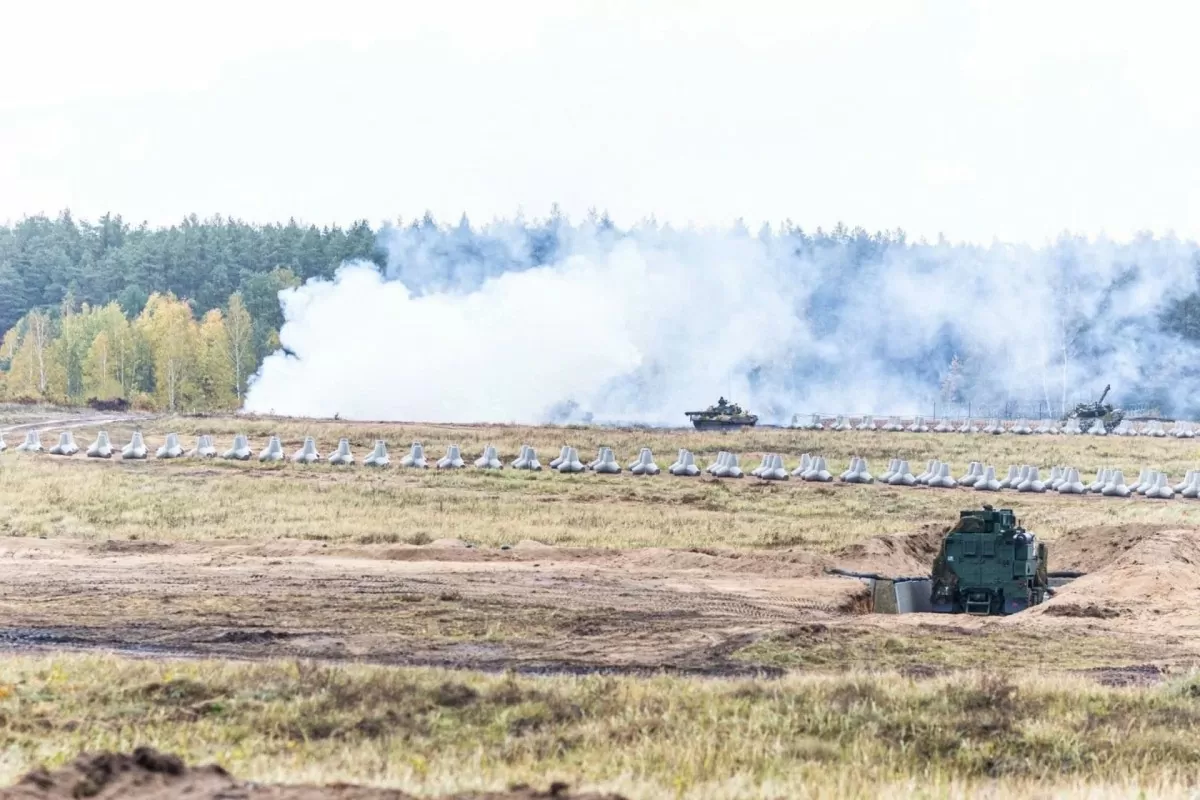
left=1098, top=383, right=1111, bottom=404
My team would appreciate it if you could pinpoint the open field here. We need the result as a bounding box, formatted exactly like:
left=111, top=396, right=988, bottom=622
left=7, top=654, right=1200, bottom=799
left=3, top=410, right=1200, bottom=797
left=2, top=413, right=1200, bottom=549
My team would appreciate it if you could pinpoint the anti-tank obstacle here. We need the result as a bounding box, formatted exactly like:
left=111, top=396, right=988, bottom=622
left=86, top=431, right=113, bottom=458
left=798, top=455, right=831, bottom=482
left=840, top=457, right=872, bottom=483
left=555, top=446, right=585, bottom=473
left=436, top=445, right=465, bottom=469
left=591, top=447, right=621, bottom=474
left=156, top=433, right=184, bottom=459
left=511, top=445, right=541, bottom=471
left=18, top=425, right=1200, bottom=511
left=473, top=445, right=502, bottom=469
left=668, top=449, right=700, bottom=476
left=16, top=430, right=42, bottom=453
left=121, top=432, right=147, bottom=459
left=363, top=440, right=390, bottom=467
left=190, top=435, right=218, bottom=458
left=751, top=453, right=789, bottom=480
left=399, top=442, right=427, bottom=469
left=258, top=436, right=284, bottom=462
left=328, top=438, right=354, bottom=465
left=629, top=448, right=660, bottom=476
left=790, top=454, right=812, bottom=479
left=291, top=437, right=321, bottom=464
left=973, top=466, right=1001, bottom=491
left=709, top=451, right=743, bottom=478
left=49, top=431, right=79, bottom=456
left=222, top=434, right=252, bottom=461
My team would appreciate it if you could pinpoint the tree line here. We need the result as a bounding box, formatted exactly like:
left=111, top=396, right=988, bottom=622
left=4, top=291, right=262, bottom=410
left=0, top=211, right=385, bottom=410
left=7, top=209, right=1200, bottom=414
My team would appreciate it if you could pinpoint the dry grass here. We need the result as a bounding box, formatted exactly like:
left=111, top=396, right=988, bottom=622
left=4, top=412, right=1200, bottom=798
left=736, top=623, right=1164, bottom=672
left=2, top=415, right=1200, bottom=548
left=2, top=653, right=1200, bottom=799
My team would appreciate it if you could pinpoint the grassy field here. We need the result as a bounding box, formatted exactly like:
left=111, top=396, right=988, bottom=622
left=0, top=414, right=1198, bottom=548
left=3, top=653, right=1200, bottom=799
left=3, top=411, right=1200, bottom=798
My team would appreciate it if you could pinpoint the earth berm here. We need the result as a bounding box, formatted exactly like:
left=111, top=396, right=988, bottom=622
left=0, top=748, right=627, bottom=800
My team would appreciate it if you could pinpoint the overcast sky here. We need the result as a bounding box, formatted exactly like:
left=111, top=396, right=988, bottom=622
left=2, top=0, right=1197, bottom=243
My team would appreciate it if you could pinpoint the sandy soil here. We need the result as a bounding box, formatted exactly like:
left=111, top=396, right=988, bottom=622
left=0, top=748, right=624, bottom=800
left=2, top=521, right=1199, bottom=676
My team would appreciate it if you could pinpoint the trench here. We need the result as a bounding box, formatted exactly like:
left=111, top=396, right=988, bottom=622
left=826, top=568, right=1083, bottom=615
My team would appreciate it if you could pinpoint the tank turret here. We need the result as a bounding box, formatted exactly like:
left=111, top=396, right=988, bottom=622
left=930, top=505, right=1049, bottom=615
left=684, top=397, right=759, bottom=430
left=1064, top=383, right=1124, bottom=432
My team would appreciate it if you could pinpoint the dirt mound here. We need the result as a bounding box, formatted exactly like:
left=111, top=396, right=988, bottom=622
left=2, top=749, right=233, bottom=800
left=1, top=748, right=627, bottom=800
left=617, top=547, right=734, bottom=571
left=90, top=540, right=173, bottom=555
left=1042, top=602, right=1124, bottom=619
left=1026, top=528, right=1200, bottom=623
left=830, top=524, right=946, bottom=577
left=513, top=539, right=557, bottom=551
left=428, top=538, right=471, bottom=549
left=1047, top=524, right=1171, bottom=573
left=611, top=547, right=829, bottom=578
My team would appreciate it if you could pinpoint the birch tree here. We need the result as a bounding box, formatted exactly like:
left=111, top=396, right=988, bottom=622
left=225, top=292, right=253, bottom=402
left=137, top=293, right=199, bottom=411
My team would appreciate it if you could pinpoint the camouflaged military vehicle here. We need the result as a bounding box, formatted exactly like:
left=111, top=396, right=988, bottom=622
left=1065, top=383, right=1124, bottom=433
left=930, top=505, right=1049, bottom=615
left=685, top=397, right=758, bottom=430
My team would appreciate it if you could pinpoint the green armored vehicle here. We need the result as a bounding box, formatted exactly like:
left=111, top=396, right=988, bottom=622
left=1065, top=383, right=1124, bottom=433
left=930, top=505, right=1049, bottom=615
left=685, top=397, right=758, bottom=430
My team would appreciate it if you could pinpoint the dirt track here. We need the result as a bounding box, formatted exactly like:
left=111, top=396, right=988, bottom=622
left=2, top=522, right=1198, bottom=677
left=0, top=535, right=863, bottom=675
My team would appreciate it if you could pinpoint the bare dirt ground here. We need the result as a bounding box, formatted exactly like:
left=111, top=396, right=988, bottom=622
left=2, top=521, right=1197, bottom=680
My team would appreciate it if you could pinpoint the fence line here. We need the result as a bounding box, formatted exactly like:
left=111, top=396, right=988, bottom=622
left=793, top=399, right=1165, bottom=424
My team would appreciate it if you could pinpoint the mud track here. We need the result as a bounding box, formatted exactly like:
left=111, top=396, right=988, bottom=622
left=1, top=528, right=1195, bottom=678
left=0, top=537, right=863, bottom=676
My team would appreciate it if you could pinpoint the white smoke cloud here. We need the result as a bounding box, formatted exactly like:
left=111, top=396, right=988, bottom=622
left=244, top=221, right=1200, bottom=424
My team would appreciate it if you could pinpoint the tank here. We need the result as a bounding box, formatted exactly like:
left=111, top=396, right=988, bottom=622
left=930, top=505, right=1049, bottom=615
left=684, top=397, right=758, bottom=430
left=1065, top=383, right=1124, bottom=432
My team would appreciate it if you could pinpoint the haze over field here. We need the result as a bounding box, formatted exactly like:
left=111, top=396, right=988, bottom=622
left=243, top=220, right=1200, bottom=424
left=8, top=1, right=1200, bottom=423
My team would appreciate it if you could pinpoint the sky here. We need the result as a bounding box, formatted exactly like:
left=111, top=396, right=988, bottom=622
left=2, top=0, right=1198, bottom=244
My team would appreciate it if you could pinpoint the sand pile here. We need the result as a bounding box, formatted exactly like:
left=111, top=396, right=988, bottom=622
left=1025, top=526, right=1200, bottom=623
left=0, top=748, right=627, bottom=800
left=1045, top=524, right=1172, bottom=573
left=830, top=524, right=946, bottom=577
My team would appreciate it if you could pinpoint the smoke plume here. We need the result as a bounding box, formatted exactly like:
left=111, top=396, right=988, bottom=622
left=243, top=217, right=1200, bottom=424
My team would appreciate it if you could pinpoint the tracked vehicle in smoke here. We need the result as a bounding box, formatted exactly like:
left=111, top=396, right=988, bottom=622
left=1064, top=383, right=1124, bottom=433
left=930, top=505, right=1049, bottom=615
left=685, top=397, right=758, bottom=431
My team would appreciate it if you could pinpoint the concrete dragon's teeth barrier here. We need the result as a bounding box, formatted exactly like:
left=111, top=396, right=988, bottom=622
left=86, top=431, right=113, bottom=458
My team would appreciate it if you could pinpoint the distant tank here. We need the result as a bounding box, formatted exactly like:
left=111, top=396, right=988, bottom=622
left=684, top=397, right=758, bottom=430
left=1064, top=383, right=1124, bottom=433
left=930, top=505, right=1049, bottom=615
